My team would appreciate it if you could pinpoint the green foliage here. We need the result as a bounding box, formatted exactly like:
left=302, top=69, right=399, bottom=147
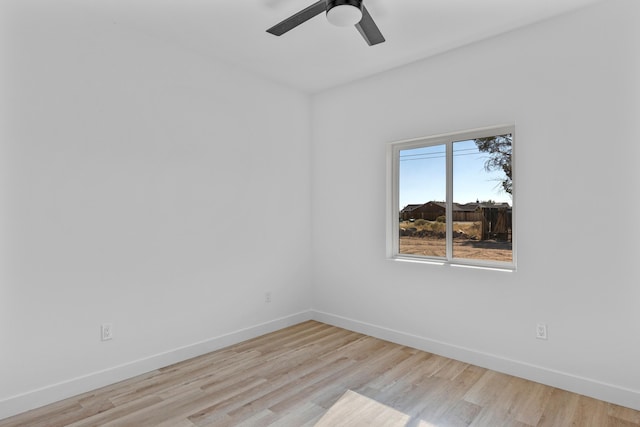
left=475, top=134, right=513, bottom=195
left=414, top=219, right=427, bottom=226
left=436, top=215, right=446, bottom=223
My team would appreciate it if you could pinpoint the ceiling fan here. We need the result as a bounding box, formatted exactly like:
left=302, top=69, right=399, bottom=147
left=267, top=0, right=385, bottom=46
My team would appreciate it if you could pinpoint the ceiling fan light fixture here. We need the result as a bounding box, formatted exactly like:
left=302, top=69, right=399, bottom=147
left=267, top=0, right=384, bottom=46
left=326, top=0, right=363, bottom=27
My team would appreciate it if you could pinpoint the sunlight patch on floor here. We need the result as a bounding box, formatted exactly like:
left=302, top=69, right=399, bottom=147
left=314, top=390, right=409, bottom=426
left=314, top=390, right=441, bottom=427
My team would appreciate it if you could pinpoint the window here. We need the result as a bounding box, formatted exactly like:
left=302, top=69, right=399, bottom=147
left=387, top=125, right=515, bottom=269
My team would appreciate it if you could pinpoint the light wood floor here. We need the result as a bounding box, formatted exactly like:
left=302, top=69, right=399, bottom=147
left=2, top=321, right=639, bottom=426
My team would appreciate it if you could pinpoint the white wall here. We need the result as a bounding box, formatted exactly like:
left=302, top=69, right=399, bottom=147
left=311, top=0, right=640, bottom=409
left=1, top=0, right=639, bottom=420
left=0, top=1, right=312, bottom=417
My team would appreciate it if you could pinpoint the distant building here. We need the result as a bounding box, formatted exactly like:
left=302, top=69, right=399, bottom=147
left=399, top=204, right=423, bottom=220
left=400, top=201, right=512, bottom=241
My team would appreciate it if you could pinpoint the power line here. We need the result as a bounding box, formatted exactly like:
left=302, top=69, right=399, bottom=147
left=400, top=151, right=488, bottom=162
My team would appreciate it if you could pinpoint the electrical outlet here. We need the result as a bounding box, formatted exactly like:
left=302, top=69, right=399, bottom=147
left=536, top=323, right=548, bottom=340
left=101, top=323, right=114, bottom=341
left=265, top=292, right=272, bottom=303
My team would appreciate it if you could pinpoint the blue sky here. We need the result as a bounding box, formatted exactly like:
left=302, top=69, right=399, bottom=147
left=399, top=139, right=511, bottom=209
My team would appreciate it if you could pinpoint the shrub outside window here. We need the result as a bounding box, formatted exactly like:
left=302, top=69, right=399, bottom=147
left=387, top=125, right=515, bottom=270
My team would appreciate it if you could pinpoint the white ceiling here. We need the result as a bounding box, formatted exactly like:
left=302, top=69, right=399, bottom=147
left=19, top=0, right=605, bottom=93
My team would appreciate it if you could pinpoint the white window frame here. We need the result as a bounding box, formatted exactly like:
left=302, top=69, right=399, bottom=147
left=386, top=125, right=516, bottom=271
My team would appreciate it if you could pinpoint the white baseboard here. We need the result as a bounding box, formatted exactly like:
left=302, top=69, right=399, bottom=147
left=311, top=310, right=640, bottom=412
left=3, top=308, right=638, bottom=421
left=0, top=310, right=313, bottom=421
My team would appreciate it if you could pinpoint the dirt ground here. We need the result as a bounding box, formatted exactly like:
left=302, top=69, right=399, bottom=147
left=400, top=236, right=512, bottom=262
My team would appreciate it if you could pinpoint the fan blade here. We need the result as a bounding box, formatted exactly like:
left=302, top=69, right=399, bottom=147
left=355, top=5, right=385, bottom=46
left=267, top=0, right=327, bottom=36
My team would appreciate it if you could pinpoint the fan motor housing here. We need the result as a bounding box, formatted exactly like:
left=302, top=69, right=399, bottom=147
left=326, top=0, right=363, bottom=26
left=327, top=0, right=363, bottom=13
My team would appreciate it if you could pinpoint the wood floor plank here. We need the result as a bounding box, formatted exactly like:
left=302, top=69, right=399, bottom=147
left=463, top=369, right=514, bottom=406
left=503, top=378, right=553, bottom=426
left=411, top=365, right=488, bottom=423
left=267, top=401, right=325, bottom=427
left=467, top=375, right=544, bottom=427
left=312, top=345, right=416, bottom=410
left=536, top=388, right=580, bottom=427
left=188, top=354, right=358, bottom=425
left=432, top=358, right=471, bottom=381
left=67, top=395, right=164, bottom=427
left=610, top=418, right=640, bottom=427
left=2, top=320, right=639, bottom=427
left=434, top=399, right=483, bottom=427
left=572, top=395, right=610, bottom=427
left=364, top=350, right=434, bottom=392
left=610, top=404, right=640, bottom=424
left=100, top=388, right=221, bottom=427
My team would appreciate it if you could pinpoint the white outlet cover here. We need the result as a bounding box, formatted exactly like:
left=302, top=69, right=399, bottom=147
left=101, top=323, right=114, bottom=341
left=536, top=323, right=548, bottom=340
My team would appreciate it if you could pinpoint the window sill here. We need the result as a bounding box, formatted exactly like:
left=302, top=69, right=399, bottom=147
left=389, top=255, right=515, bottom=272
